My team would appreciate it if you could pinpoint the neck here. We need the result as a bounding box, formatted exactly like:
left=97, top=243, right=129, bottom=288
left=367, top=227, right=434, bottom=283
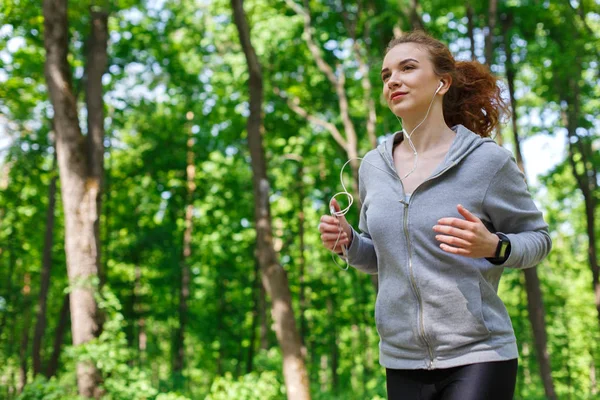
left=398, top=104, right=454, bottom=153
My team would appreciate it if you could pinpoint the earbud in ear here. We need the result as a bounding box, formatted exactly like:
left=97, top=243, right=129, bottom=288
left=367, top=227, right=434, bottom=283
left=434, top=81, right=444, bottom=94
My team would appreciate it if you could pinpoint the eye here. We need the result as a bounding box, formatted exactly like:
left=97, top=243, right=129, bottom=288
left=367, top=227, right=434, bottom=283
left=403, top=65, right=415, bottom=71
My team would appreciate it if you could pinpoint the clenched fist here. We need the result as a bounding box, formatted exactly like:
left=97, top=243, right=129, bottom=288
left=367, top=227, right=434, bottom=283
left=319, top=198, right=353, bottom=254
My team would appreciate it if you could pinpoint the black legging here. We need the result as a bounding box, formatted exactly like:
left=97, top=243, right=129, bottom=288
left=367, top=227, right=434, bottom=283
left=386, top=359, right=518, bottom=400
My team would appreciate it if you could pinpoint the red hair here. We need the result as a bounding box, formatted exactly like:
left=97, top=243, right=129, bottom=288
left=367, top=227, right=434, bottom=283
left=385, top=30, right=510, bottom=137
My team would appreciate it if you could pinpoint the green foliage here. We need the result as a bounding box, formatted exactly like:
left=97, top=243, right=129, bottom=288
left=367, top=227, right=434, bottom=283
left=1, top=0, right=599, bottom=399
left=16, top=376, right=74, bottom=400
left=154, top=394, right=190, bottom=400
left=74, top=287, right=188, bottom=400
left=206, top=371, right=284, bottom=400
left=16, top=286, right=190, bottom=400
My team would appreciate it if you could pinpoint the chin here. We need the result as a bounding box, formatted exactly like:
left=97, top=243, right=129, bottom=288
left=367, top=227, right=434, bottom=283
left=388, top=103, right=410, bottom=118
left=391, top=98, right=426, bottom=116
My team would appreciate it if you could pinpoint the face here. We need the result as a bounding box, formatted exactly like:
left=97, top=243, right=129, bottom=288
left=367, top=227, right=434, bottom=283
left=381, top=42, right=443, bottom=117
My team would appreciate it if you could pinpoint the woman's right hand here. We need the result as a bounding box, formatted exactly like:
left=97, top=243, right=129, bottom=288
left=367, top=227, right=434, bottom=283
left=319, top=199, right=353, bottom=254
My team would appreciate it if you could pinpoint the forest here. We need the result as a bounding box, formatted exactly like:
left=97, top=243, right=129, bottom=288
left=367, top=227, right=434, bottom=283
left=0, top=0, right=599, bottom=399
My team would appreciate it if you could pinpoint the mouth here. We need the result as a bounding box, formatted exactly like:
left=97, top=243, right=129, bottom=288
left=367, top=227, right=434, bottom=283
left=390, top=91, right=408, bottom=101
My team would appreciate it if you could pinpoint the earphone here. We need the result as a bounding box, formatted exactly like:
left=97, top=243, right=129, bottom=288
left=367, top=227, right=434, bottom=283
left=329, top=80, right=445, bottom=269
left=395, top=80, right=444, bottom=179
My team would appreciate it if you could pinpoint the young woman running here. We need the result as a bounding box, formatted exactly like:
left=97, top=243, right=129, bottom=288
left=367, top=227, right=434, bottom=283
left=319, top=30, right=551, bottom=400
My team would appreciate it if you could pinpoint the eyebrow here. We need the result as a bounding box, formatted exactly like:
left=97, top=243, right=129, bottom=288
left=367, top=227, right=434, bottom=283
left=381, top=58, right=419, bottom=76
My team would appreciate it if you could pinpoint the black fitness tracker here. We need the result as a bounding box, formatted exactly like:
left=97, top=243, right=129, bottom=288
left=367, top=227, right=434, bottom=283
left=486, top=233, right=511, bottom=265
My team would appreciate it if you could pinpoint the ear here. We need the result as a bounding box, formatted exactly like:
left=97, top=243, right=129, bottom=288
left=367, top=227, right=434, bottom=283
left=438, top=75, right=452, bottom=94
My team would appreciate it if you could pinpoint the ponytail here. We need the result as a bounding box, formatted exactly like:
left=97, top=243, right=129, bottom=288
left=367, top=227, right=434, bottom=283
left=443, top=61, right=509, bottom=137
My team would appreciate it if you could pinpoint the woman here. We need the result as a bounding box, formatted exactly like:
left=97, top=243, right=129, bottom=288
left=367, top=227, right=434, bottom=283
left=318, top=31, right=551, bottom=400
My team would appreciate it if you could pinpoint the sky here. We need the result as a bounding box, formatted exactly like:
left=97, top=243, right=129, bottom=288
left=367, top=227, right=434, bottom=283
left=520, top=130, right=566, bottom=186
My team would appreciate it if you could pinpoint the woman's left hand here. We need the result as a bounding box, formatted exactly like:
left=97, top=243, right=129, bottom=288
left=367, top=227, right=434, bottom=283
left=433, top=204, right=498, bottom=258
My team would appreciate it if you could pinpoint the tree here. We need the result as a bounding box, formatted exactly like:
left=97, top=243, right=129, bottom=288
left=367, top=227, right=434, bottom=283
left=42, top=1, right=109, bottom=396
left=173, top=115, right=197, bottom=379
left=32, top=150, right=58, bottom=376
left=231, top=0, right=311, bottom=398
left=500, top=12, right=557, bottom=399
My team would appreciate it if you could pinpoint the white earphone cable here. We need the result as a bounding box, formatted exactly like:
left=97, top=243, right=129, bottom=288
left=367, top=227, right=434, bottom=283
left=397, top=81, right=443, bottom=180
left=329, top=157, right=399, bottom=270
left=329, top=81, right=443, bottom=270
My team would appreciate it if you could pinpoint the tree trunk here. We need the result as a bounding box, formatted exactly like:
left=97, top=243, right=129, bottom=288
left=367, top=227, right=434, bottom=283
left=516, top=281, right=525, bottom=398
left=485, top=0, right=498, bottom=66
left=466, top=1, right=476, bottom=60
left=353, top=273, right=369, bottom=395
left=173, top=122, right=196, bottom=376
left=284, top=0, right=378, bottom=293
left=33, top=151, right=58, bottom=376
left=85, top=9, right=108, bottom=287
left=327, top=294, right=338, bottom=392
left=564, top=108, right=600, bottom=327
left=216, top=276, right=225, bottom=376
left=550, top=7, right=600, bottom=333
left=590, top=349, right=598, bottom=397
left=8, top=319, right=17, bottom=398
left=503, top=21, right=557, bottom=399
left=283, top=156, right=309, bottom=353
left=340, top=2, right=378, bottom=150
left=231, top=0, right=311, bottom=398
left=0, top=233, right=17, bottom=338
left=259, top=271, right=269, bottom=350
left=485, top=0, right=502, bottom=146
left=134, top=264, right=147, bottom=366
left=18, top=274, right=32, bottom=394
left=524, top=269, right=557, bottom=399
left=46, top=294, right=70, bottom=378
left=562, top=310, right=572, bottom=399
left=298, top=164, right=307, bottom=350
left=43, top=2, right=108, bottom=396
left=560, top=65, right=600, bottom=328
left=103, top=127, right=113, bottom=275
left=246, top=256, right=260, bottom=373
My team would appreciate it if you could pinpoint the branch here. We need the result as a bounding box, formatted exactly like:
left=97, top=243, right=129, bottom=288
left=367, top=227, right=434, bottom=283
left=284, top=0, right=360, bottom=154
left=43, top=0, right=84, bottom=145
left=348, top=4, right=377, bottom=149
left=85, top=8, right=109, bottom=181
left=410, top=0, right=426, bottom=31
left=340, top=0, right=362, bottom=42
left=284, top=0, right=337, bottom=86
left=274, top=87, right=347, bottom=150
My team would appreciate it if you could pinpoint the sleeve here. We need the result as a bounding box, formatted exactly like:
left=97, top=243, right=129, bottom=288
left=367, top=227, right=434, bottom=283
left=341, top=173, right=378, bottom=274
left=482, top=155, right=552, bottom=269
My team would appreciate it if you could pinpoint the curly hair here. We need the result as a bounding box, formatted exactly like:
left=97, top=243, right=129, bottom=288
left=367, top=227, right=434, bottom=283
left=385, top=31, right=510, bottom=138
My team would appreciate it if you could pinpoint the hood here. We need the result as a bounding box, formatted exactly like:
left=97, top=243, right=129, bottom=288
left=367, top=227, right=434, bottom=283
left=376, top=124, right=496, bottom=176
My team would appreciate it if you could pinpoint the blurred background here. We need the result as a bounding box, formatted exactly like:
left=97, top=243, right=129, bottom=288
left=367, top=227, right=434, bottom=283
left=0, top=0, right=599, bottom=399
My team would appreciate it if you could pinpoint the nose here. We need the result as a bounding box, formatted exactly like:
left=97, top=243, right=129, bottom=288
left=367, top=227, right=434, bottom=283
left=387, top=72, right=401, bottom=90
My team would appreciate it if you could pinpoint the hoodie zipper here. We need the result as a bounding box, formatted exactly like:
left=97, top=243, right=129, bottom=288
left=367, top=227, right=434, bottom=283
left=380, top=144, right=458, bottom=370
left=400, top=198, right=435, bottom=369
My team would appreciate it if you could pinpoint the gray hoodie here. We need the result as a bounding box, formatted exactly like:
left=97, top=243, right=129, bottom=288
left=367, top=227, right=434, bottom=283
left=344, top=124, right=551, bottom=370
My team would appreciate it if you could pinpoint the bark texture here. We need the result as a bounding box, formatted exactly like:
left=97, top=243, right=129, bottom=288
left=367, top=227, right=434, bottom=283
left=33, top=152, right=58, bottom=376
left=43, top=1, right=108, bottom=396
left=46, top=294, right=70, bottom=378
left=231, top=0, right=311, bottom=398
